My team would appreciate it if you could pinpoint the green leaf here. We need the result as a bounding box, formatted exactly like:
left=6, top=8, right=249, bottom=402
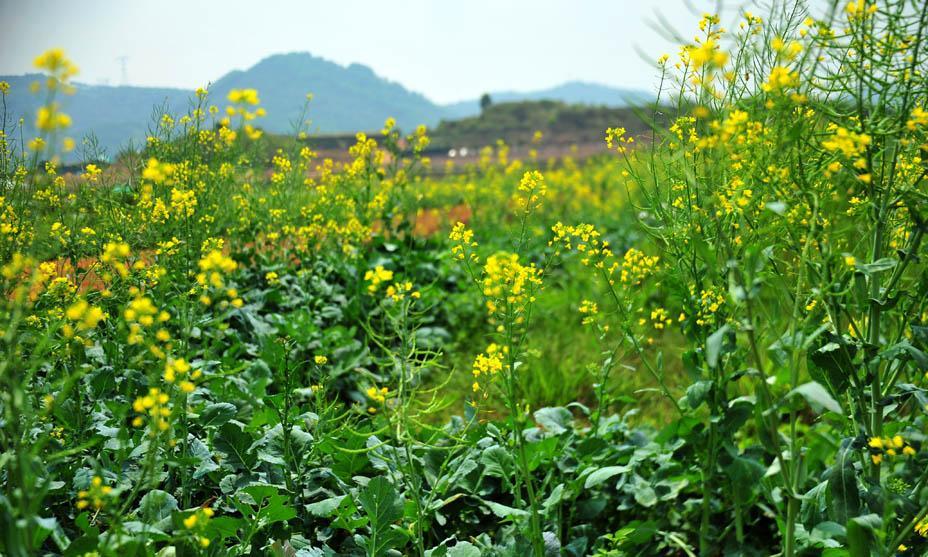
left=257, top=493, right=297, bottom=525
left=138, top=490, right=177, bottom=528
left=479, top=445, right=513, bottom=479
left=188, top=435, right=219, bottom=479
left=846, top=514, right=880, bottom=557
left=879, top=339, right=928, bottom=370
left=357, top=477, right=406, bottom=556
left=625, top=476, right=657, bottom=507
left=213, top=422, right=256, bottom=471
left=584, top=465, right=630, bottom=489
left=200, top=402, right=237, bottom=427
left=858, top=257, right=897, bottom=274
left=447, top=541, right=481, bottom=557
left=809, top=334, right=856, bottom=395
left=685, top=381, right=712, bottom=409
left=542, top=484, right=564, bottom=513
left=911, top=325, right=928, bottom=349
left=482, top=500, right=530, bottom=519
left=706, top=325, right=731, bottom=369
left=790, top=382, right=842, bottom=414
left=827, top=442, right=860, bottom=524
left=306, top=495, right=346, bottom=518
left=533, top=407, right=572, bottom=435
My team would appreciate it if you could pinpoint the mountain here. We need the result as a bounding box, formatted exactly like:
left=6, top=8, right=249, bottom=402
left=1, top=75, right=190, bottom=159
left=207, top=52, right=445, bottom=135
left=0, top=52, right=652, bottom=161
left=442, top=81, right=653, bottom=119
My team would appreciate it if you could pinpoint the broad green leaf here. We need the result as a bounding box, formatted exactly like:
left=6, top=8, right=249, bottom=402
left=200, top=402, right=237, bottom=427
left=584, top=465, right=630, bottom=489
left=542, top=484, right=565, bottom=512
left=685, top=380, right=712, bottom=409
left=706, top=325, right=730, bottom=369
left=482, top=500, right=530, bottom=519
left=809, top=334, right=856, bottom=395
left=446, top=541, right=481, bottom=557
left=358, top=477, right=405, bottom=556
left=858, top=257, right=897, bottom=274
left=632, top=479, right=657, bottom=508
left=826, top=442, right=860, bottom=524
left=533, top=407, right=572, bottom=435
left=790, top=381, right=842, bottom=414
left=138, top=490, right=177, bottom=527
left=213, top=422, right=256, bottom=471
left=846, top=514, right=880, bottom=557
left=479, top=445, right=513, bottom=479
left=306, top=495, right=346, bottom=517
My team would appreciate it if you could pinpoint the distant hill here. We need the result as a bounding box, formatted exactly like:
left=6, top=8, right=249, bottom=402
left=429, top=99, right=651, bottom=150
left=207, top=52, right=445, bottom=135
left=0, top=52, right=653, bottom=161
left=442, top=81, right=653, bottom=119
left=0, top=75, right=190, bottom=159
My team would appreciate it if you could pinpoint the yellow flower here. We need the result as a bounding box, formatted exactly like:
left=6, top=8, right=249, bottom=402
left=515, top=170, right=547, bottom=211
left=75, top=475, right=113, bottom=511
left=132, top=388, right=172, bottom=433
left=314, top=355, right=328, bottom=365
left=65, top=299, right=106, bottom=333
left=28, top=137, right=46, bottom=151
left=182, top=507, right=215, bottom=547
left=366, top=386, right=389, bottom=404
left=364, top=265, right=394, bottom=293
left=141, top=158, right=175, bottom=184
left=84, top=164, right=102, bottom=182
left=449, top=222, right=479, bottom=262
left=605, top=127, right=635, bottom=153
left=169, top=188, right=198, bottom=218
left=762, top=66, right=799, bottom=92
left=227, top=88, right=260, bottom=105
left=34, top=48, right=78, bottom=80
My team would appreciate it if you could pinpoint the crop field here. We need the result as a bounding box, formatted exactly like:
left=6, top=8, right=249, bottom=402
left=3, top=1, right=928, bottom=555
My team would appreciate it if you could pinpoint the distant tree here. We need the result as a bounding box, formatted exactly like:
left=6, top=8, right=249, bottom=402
left=479, top=93, right=492, bottom=112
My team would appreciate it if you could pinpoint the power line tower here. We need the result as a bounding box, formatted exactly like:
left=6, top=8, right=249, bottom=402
left=115, top=56, right=129, bottom=85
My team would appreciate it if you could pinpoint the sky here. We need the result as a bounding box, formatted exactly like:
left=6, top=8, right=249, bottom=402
left=0, top=0, right=747, bottom=104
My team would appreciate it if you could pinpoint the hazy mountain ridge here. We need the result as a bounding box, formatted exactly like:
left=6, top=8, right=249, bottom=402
left=442, top=81, right=653, bottom=118
left=0, top=52, right=653, bottom=160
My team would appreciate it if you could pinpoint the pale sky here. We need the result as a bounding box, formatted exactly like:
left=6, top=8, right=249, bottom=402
left=1, top=0, right=750, bottom=104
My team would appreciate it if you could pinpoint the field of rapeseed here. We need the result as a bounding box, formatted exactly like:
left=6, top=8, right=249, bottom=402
left=3, top=1, right=928, bottom=555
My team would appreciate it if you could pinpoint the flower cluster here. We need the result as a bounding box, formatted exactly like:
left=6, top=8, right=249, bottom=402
left=101, top=241, right=131, bottom=279
left=449, top=222, right=479, bottom=263
left=366, top=386, right=390, bottom=413
left=385, top=281, right=419, bottom=302
left=687, top=287, right=726, bottom=327
left=131, top=388, right=172, bottom=433
left=164, top=357, right=201, bottom=394
left=124, top=292, right=171, bottom=348
left=196, top=250, right=242, bottom=307
left=364, top=265, right=394, bottom=293
left=605, top=127, right=635, bottom=154
left=471, top=343, right=505, bottom=392
left=619, top=248, right=660, bottom=285
left=579, top=299, right=599, bottom=326
left=480, top=252, right=542, bottom=318
left=514, top=170, right=547, bottom=212
left=75, top=476, right=114, bottom=511
left=182, top=506, right=215, bottom=548
left=169, top=188, right=198, bottom=218
left=63, top=298, right=106, bottom=339
left=867, top=435, right=917, bottom=465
